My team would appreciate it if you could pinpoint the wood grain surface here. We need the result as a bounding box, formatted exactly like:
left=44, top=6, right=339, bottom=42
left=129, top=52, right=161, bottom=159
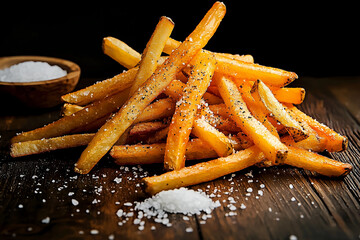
left=0, top=77, right=359, bottom=240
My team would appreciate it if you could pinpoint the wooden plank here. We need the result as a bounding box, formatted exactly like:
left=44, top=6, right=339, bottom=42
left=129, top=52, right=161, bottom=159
left=296, top=78, right=360, bottom=239
left=327, top=77, right=360, bottom=124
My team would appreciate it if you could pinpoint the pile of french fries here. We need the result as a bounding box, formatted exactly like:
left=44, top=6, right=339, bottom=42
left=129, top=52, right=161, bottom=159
left=10, top=2, right=352, bottom=195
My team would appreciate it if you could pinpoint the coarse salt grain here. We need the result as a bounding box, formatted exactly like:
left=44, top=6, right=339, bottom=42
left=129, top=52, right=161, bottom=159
left=0, top=61, right=67, bottom=83
left=71, top=199, right=79, bottom=206
left=41, top=217, right=50, bottom=224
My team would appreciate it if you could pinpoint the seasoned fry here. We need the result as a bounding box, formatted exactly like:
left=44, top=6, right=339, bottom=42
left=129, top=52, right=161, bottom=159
left=74, top=2, right=227, bottom=174
left=143, top=146, right=264, bottom=195
left=216, top=55, right=298, bottom=87
left=102, top=36, right=141, bottom=69
left=284, top=146, right=352, bottom=177
left=165, top=51, right=217, bottom=170
left=216, top=75, right=288, bottom=164
left=286, top=104, right=348, bottom=152
left=239, top=84, right=279, bottom=138
left=135, top=98, right=175, bottom=123
left=111, top=138, right=218, bottom=165
left=11, top=134, right=95, bottom=157
left=164, top=79, right=223, bottom=105
left=281, top=105, right=327, bottom=152
left=11, top=90, right=129, bottom=144
left=252, top=79, right=308, bottom=142
left=272, top=87, right=305, bottom=105
left=164, top=37, right=255, bottom=64
left=61, top=69, right=136, bottom=106
left=129, top=16, right=174, bottom=96
left=192, top=118, right=234, bottom=157
left=62, top=103, right=84, bottom=117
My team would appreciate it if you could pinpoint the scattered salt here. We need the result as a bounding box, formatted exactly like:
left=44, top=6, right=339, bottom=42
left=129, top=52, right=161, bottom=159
left=41, top=217, right=50, bottom=224
left=90, top=229, right=99, bottom=235
left=71, top=199, right=79, bottom=206
left=0, top=61, right=67, bottom=83
left=289, top=235, right=298, bottom=240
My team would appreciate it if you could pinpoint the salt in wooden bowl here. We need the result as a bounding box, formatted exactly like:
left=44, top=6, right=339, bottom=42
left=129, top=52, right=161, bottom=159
left=0, top=56, right=80, bottom=108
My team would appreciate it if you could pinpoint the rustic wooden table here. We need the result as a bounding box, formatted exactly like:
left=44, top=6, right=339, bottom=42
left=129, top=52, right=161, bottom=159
left=0, top=76, right=359, bottom=240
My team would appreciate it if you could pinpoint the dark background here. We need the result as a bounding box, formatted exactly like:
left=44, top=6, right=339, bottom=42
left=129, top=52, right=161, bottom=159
left=1, top=1, right=358, bottom=79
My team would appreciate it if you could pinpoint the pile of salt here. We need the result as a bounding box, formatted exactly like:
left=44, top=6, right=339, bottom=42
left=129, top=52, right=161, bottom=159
left=135, top=187, right=220, bottom=216
left=0, top=61, right=67, bottom=83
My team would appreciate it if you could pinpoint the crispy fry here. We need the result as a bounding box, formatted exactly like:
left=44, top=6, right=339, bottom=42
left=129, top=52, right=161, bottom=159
left=281, top=105, right=327, bottom=152
left=75, top=2, right=226, bottom=174
left=252, top=79, right=308, bottom=142
left=286, top=104, right=348, bottom=152
left=284, top=146, right=352, bottom=177
left=111, top=138, right=217, bottom=165
left=128, top=121, right=169, bottom=144
left=192, top=118, right=234, bottom=157
left=11, top=134, right=95, bottom=157
left=239, top=84, right=279, bottom=138
left=216, top=55, right=298, bottom=87
left=102, top=36, right=141, bottom=69
left=164, top=37, right=255, bottom=64
left=146, top=126, right=169, bottom=144
left=164, top=79, right=223, bottom=105
left=62, top=103, right=84, bottom=117
left=135, top=98, right=175, bottom=123
left=216, top=75, right=288, bottom=164
left=11, top=90, right=129, bottom=144
left=61, top=69, right=136, bottom=106
left=129, top=16, right=174, bottom=96
left=272, top=87, right=305, bottom=105
left=143, top=146, right=264, bottom=195
left=165, top=51, right=217, bottom=170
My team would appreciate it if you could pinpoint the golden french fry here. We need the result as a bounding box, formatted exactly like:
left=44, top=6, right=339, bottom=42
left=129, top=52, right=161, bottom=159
left=129, top=16, right=174, bottom=96
left=165, top=51, right=217, bottom=170
left=252, top=79, right=308, bottom=142
left=102, top=36, right=141, bottom=69
left=272, top=87, right=305, bottom=105
left=216, top=75, right=288, bottom=164
left=285, top=104, right=348, bottom=152
left=74, top=2, right=227, bottom=174
left=11, top=134, right=95, bottom=157
left=62, top=103, right=84, bottom=117
left=192, top=118, right=234, bottom=157
left=216, top=55, right=298, bottom=87
left=61, top=69, right=136, bottom=106
left=143, top=146, right=264, bottom=195
left=164, top=79, right=223, bottom=105
left=284, top=146, right=352, bottom=177
left=281, top=105, right=327, bottom=152
left=11, top=90, right=129, bottom=144
left=164, top=37, right=255, bottom=64
left=239, top=83, right=279, bottom=138
left=135, top=98, right=175, bottom=123
left=111, top=138, right=217, bottom=165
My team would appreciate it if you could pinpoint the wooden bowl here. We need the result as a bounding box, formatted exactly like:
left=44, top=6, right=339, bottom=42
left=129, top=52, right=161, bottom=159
left=0, top=56, right=80, bottom=108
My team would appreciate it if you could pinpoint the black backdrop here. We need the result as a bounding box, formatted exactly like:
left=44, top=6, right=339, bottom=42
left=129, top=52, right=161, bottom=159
left=1, top=1, right=358, bottom=79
